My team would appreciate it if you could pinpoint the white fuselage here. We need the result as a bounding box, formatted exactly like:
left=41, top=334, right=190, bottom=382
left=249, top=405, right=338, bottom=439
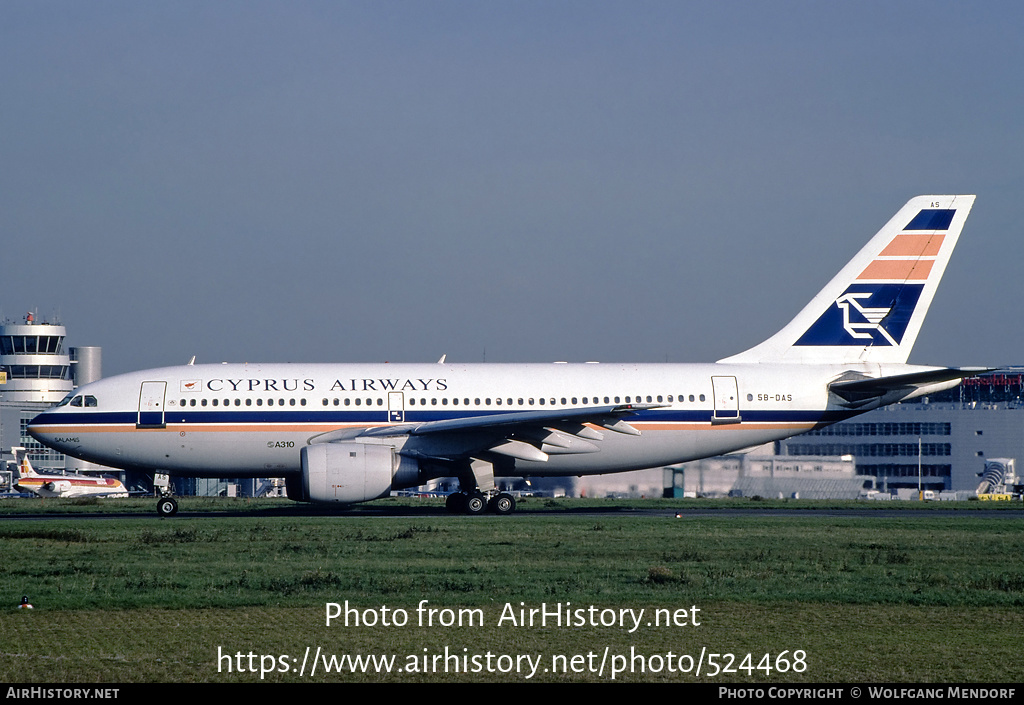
left=27, top=360, right=930, bottom=485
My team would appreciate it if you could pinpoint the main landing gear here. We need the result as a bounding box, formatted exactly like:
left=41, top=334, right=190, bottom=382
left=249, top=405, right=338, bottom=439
left=445, top=458, right=517, bottom=515
left=445, top=491, right=516, bottom=515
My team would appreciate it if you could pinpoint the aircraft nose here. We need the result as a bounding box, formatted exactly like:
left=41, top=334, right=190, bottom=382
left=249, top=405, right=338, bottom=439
left=26, top=410, right=64, bottom=450
left=26, top=412, right=46, bottom=442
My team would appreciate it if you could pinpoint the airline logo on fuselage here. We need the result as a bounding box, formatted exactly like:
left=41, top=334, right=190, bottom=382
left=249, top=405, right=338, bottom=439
left=178, top=378, right=449, bottom=393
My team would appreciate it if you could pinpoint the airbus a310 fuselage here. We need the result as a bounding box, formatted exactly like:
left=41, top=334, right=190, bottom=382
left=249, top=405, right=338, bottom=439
left=29, top=195, right=984, bottom=515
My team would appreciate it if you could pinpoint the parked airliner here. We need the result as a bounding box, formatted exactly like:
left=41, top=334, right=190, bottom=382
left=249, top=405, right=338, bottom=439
left=29, top=195, right=985, bottom=516
left=11, top=447, right=128, bottom=499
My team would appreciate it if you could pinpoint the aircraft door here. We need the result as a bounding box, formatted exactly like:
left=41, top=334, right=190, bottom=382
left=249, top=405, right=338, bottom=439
left=711, top=376, right=741, bottom=425
left=388, top=392, right=404, bottom=423
left=138, top=381, right=167, bottom=428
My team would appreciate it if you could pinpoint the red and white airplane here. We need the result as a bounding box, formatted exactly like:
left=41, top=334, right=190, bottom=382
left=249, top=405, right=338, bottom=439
left=11, top=447, right=128, bottom=498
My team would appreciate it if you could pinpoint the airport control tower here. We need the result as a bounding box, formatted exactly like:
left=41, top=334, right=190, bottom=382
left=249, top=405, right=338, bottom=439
left=0, top=312, right=100, bottom=474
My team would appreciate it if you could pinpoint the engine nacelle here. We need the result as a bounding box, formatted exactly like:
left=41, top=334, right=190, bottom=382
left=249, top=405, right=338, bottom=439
left=293, top=442, right=418, bottom=504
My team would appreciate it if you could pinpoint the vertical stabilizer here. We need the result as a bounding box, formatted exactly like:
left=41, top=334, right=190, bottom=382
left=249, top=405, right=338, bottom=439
left=719, top=195, right=975, bottom=364
left=11, top=447, right=38, bottom=480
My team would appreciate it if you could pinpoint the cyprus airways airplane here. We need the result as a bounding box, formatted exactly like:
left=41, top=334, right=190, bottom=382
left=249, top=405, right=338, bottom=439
left=29, top=195, right=984, bottom=516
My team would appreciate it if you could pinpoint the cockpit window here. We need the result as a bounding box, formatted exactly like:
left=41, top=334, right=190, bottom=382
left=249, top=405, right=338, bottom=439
left=55, top=392, right=98, bottom=408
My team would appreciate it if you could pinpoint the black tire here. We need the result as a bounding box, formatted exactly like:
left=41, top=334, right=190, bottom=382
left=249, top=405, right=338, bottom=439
left=465, top=492, right=488, bottom=515
left=157, top=497, right=178, bottom=517
left=489, top=493, right=516, bottom=515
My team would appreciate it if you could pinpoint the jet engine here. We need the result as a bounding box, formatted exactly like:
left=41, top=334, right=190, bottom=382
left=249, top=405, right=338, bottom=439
left=43, top=480, right=71, bottom=494
left=289, top=441, right=419, bottom=504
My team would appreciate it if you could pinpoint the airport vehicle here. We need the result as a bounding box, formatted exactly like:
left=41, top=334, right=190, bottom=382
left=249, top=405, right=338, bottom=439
left=10, top=447, right=128, bottom=498
left=28, top=195, right=983, bottom=516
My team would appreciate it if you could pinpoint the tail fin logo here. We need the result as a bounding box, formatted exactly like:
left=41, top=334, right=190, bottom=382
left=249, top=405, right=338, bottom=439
left=836, top=292, right=897, bottom=345
left=795, top=284, right=923, bottom=347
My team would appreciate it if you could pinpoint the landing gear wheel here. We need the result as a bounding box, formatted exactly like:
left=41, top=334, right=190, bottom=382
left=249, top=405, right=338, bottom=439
left=464, top=492, right=488, bottom=515
left=446, top=492, right=467, bottom=514
left=156, top=497, right=178, bottom=517
left=489, top=493, right=516, bottom=515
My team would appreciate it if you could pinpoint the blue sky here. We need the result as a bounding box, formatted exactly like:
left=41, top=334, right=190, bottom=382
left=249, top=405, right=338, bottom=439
left=2, top=1, right=1021, bottom=375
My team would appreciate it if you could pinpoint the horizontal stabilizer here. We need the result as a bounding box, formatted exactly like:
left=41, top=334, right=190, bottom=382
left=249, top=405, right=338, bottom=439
left=829, top=367, right=995, bottom=405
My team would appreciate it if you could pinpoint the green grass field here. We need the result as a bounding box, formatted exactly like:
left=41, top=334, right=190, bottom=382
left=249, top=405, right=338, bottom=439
left=1, top=497, right=1021, bottom=682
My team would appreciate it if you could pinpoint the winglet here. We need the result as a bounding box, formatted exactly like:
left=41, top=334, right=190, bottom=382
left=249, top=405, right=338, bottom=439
left=719, top=195, right=975, bottom=364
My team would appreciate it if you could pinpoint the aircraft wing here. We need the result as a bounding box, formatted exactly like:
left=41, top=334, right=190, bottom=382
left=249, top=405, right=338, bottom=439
left=828, top=367, right=995, bottom=405
left=312, top=404, right=664, bottom=463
